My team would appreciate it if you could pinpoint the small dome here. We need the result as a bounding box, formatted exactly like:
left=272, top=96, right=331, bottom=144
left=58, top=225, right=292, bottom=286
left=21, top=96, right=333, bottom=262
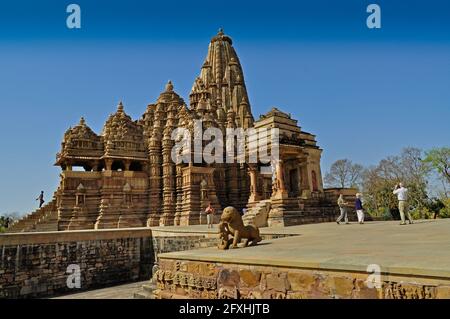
left=156, top=81, right=184, bottom=105
left=102, top=102, right=145, bottom=154
left=62, top=117, right=102, bottom=150
left=165, top=80, right=174, bottom=92
left=211, top=28, right=233, bottom=44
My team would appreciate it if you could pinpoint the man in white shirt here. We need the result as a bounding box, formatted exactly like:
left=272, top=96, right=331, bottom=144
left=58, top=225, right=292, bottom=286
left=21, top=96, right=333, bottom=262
left=393, top=183, right=413, bottom=225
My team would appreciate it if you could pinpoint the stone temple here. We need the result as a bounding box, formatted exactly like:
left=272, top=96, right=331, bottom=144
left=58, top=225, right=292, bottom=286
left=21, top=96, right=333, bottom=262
left=8, top=29, right=352, bottom=233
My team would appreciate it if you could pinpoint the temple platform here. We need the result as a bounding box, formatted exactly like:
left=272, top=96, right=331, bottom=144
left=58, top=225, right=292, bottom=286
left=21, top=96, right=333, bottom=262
left=154, top=219, right=450, bottom=299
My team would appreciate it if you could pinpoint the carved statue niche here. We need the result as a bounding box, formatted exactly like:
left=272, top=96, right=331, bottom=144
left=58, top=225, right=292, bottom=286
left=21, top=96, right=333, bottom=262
left=218, top=206, right=262, bottom=250
left=123, top=183, right=132, bottom=207
left=75, top=183, right=86, bottom=207
left=200, top=178, right=208, bottom=200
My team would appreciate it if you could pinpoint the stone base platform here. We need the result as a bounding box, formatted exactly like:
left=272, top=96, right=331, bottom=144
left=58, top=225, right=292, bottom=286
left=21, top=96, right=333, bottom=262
left=153, top=219, right=450, bottom=299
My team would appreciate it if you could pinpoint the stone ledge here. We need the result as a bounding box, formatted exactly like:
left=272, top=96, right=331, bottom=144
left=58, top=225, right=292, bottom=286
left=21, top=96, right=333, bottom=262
left=150, top=224, right=303, bottom=237
left=0, top=227, right=152, bottom=245
left=154, top=259, right=450, bottom=299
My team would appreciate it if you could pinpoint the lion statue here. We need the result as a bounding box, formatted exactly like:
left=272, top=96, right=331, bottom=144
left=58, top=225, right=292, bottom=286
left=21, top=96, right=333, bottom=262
left=218, top=206, right=262, bottom=250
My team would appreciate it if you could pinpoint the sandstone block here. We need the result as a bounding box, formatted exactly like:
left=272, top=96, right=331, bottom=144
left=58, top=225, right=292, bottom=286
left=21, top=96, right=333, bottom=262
left=217, top=269, right=240, bottom=288
left=332, top=276, right=355, bottom=298
left=288, top=272, right=316, bottom=291
left=239, top=270, right=261, bottom=287
left=436, top=286, right=450, bottom=299
left=264, top=272, right=290, bottom=292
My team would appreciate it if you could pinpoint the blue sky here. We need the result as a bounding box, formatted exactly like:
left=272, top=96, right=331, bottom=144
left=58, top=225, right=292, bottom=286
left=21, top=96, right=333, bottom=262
left=0, top=0, right=449, bottom=214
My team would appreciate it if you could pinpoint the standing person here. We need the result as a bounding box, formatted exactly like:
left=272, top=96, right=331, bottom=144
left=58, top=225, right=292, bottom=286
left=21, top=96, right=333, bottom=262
left=205, top=203, right=215, bottom=229
left=36, top=191, right=45, bottom=208
left=355, top=193, right=364, bottom=224
left=393, top=183, right=413, bottom=225
left=336, top=194, right=349, bottom=225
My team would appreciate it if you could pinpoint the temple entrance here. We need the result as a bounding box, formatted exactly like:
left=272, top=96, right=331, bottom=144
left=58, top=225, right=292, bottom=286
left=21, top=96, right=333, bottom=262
left=288, top=168, right=299, bottom=197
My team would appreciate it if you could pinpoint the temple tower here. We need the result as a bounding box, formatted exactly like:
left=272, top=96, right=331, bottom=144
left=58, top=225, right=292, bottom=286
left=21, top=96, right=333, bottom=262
left=190, top=28, right=254, bottom=129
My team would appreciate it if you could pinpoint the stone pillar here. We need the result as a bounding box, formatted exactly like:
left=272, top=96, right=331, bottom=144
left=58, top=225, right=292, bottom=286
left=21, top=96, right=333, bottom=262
left=174, top=164, right=184, bottom=226
left=160, top=129, right=176, bottom=226
left=124, top=160, right=131, bottom=171
left=105, top=159, right=112, bottom=171
left=248, top=165, right=261, bottom=203
left=239, top=163, right=250, bottom=211
left=199, top=179, right=208, bottom=225
left=272, top=160, right=288, bottom=199
left=147, top=132, right=162, bottom=226
left=298, top=155, right=311, bottom=199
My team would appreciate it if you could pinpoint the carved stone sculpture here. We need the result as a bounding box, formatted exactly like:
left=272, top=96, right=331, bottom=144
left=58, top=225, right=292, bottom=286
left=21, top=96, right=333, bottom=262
left=218, top=206, right=262, bottom=249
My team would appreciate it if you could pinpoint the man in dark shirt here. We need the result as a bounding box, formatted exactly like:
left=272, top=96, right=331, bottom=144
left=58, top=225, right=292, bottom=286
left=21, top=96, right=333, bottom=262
left=36, top=191, right=45, bottom=208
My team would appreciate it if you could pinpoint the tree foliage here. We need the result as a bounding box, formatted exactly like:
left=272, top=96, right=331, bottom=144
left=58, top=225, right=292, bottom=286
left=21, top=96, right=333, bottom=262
left=324, top=148, right=438, bottom=218
left=361, top=148, right=430, bottom=217
left=0, top=212, right=19, bottom=232
left=423, top=147, right=450, bottom=185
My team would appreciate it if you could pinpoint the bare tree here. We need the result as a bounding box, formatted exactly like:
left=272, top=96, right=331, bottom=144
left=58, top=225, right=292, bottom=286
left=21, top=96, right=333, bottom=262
left=324, top=159, right=364, bottom=188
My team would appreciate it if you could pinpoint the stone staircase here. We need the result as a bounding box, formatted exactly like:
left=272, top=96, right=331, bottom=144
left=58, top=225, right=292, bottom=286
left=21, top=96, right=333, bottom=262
left=133, top=281, right=156, bottom=299
left=6, top=199, right=58, bottom=233
left=242, top=195, right=366, bottom=228
left=243, top=199, right=271, bottom=227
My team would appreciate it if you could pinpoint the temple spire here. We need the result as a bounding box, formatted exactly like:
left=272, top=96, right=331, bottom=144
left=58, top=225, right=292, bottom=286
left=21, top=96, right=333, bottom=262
left=165, top=80, right=174, bottom=92
left=190, top=30, right=254, bottom=128
left=117, top=101, right=124, bottom=112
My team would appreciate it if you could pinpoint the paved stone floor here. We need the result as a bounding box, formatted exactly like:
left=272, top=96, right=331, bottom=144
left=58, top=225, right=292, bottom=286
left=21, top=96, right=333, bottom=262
left=52, top=281, right=149, bottom=299
left=159, top=219, right=450, bottom=279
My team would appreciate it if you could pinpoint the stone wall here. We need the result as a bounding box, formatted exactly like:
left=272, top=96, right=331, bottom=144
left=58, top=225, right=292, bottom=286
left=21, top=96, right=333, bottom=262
left=0, top=228, right=153, bottom=298
left=153, top=258, right=450, bottom=299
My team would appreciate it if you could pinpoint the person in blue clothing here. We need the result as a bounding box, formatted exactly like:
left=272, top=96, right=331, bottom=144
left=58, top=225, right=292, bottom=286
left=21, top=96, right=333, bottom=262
left=355, top=193, right=364, bottom=224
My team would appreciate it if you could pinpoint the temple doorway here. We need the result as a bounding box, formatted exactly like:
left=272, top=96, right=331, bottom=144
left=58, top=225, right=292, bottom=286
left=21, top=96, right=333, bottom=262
left=288, top=168, right=299, bottom=197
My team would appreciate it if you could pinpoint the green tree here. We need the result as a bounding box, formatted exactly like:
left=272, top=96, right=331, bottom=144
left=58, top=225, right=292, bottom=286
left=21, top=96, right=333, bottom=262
left=439, top=198, right=450, bottom=218
left=0, top=212, right=20, bottom=232
left=362, top=147, right=430, bottom=218
left=423, top=147, right=450, bottom=186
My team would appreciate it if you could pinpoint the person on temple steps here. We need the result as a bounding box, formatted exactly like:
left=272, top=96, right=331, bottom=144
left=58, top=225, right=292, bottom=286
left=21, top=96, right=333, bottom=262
left=36, top=191, right=45, bottom=208
left=336, top=194, right=349, bottom=225
left=355, top=193, right=364, bottom=224
left=393, top=182, right=413, bottom=225
left=205, top=202, right=215, bottom=229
